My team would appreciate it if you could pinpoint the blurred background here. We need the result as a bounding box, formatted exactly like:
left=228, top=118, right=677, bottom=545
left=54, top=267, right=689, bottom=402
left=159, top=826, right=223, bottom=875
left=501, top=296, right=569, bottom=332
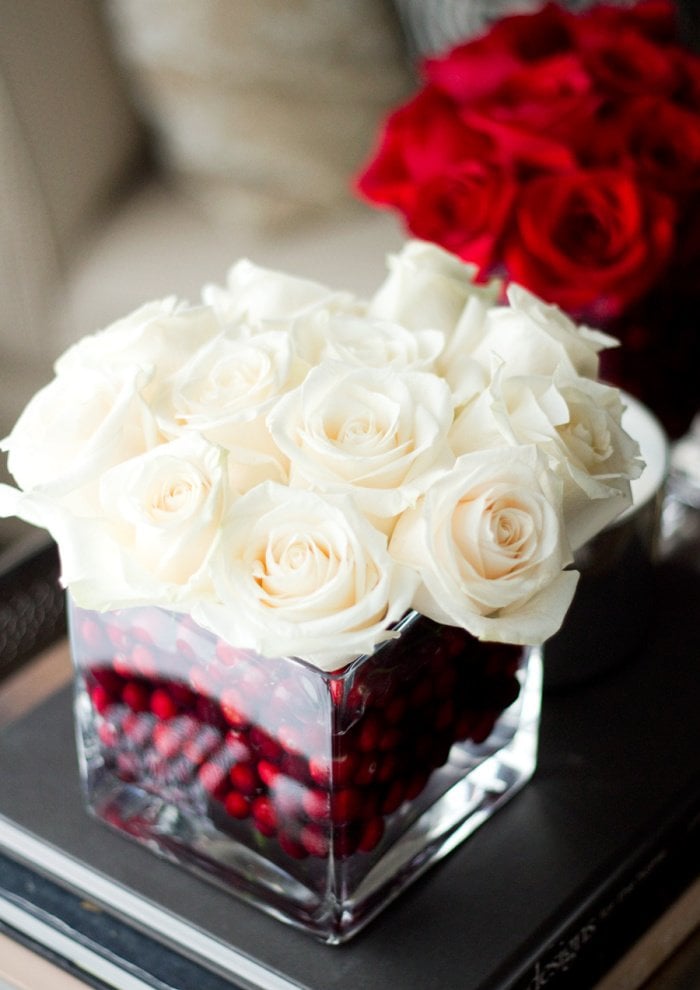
left=0, top=0, right=415, bottom=546
left=1, top=0, right=698, bottom=548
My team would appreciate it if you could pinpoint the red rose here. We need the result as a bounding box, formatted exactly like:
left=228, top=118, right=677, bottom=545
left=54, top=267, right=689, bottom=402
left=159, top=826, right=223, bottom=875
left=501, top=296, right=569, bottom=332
left=504, top=169, right=676, bottom=320
left=675, top=50, right=700, bottom=112
left=575, top=22, right=683, bottom=98
left=571, top=0, right=677, bottom=44
left=355, top=88, right=493, bottom=215
left=402, top=158, right=517, bottom=271
left=457, top=110, right=577, bottom=179
left=588, top=96, right=700, bottom=196
left=423, top=5, right=577, bottom=104
left=456, top=50, right=598, bottom=173
left=473, top=50, right=593, bottom=123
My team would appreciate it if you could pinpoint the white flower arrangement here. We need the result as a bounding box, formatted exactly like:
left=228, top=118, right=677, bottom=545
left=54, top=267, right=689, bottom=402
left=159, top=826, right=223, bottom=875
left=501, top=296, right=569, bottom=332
left=0, top=241, right=642, bottom=669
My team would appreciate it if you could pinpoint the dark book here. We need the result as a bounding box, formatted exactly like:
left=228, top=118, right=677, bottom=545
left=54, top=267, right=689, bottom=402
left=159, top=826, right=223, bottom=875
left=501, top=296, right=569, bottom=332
left=0, top=546, right=699, bottom=990
left=0, top=536, right=65, bottom=683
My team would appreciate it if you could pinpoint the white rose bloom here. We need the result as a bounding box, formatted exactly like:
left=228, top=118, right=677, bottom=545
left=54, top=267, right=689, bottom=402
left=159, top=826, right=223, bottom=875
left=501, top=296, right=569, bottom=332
left=55, top=302, right=221, bottom=398
left=154, top=326, right=301, bottom=464
left=225, top=446, right=288, bottom=496
left=193, top=483, right=418, bottom=669
left=460, top=284, right=617, bottom=383
left=0, top=364, right=158, bottom=512
left=62, top=433, right=229, bottom=611
left=369, top=240, right=501, bottom=334
left=292, top=311, right=444, bottom=373
left=267, top=362, right=455, bottom=520
left=450, top=367, right=643, bottom=548
left=389, top=446, right=579, bottom=645
left=203, top=258, right=360, bottom=328
left=436, top=295, right=493, bottom=407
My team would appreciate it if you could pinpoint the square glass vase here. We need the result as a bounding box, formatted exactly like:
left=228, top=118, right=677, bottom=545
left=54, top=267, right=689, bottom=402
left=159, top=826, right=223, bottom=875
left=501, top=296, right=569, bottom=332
left=68, top=599, right=541, bottom=943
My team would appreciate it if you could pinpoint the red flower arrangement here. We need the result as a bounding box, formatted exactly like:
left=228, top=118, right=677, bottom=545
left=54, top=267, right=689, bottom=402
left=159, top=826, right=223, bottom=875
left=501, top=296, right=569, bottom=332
left=356, top=0, right=700, bottom=437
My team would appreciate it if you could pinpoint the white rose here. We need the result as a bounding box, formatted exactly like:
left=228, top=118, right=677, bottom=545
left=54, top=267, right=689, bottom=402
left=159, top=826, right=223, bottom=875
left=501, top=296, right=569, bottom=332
left=0, top=364, right=158, bottom=511
left=61, top=433, right=229, bottom=610
left=225, top=446, right=288, bottom=496
left=369, top=239, right=501, bottom=334
left=461, top=284, right=617, bottom=382
left=203, top=258, right=360, bottom=328
left=450, top=367, right=643, bottom=548
left=435, top=295, right=493, bottom=407
left=292, top=311, right=444, bottom=373
left=267, top=362, right=455, bottom=520
left=55, top=302, right=221, bottom=398
left=389, top=446, right=579, bottom=644
left=154, top=326, right=301, bottom=463
left=193, top=482, right=418, bottom=669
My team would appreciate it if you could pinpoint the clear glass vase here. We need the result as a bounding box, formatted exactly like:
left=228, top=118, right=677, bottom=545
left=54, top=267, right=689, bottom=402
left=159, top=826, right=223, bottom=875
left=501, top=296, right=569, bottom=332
left=68, top=599, right=541, bottom=943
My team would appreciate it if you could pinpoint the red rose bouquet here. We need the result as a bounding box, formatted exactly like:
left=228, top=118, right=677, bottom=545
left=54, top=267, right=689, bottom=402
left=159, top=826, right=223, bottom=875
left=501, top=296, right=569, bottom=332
left=356, top=0, right=700, bottom=438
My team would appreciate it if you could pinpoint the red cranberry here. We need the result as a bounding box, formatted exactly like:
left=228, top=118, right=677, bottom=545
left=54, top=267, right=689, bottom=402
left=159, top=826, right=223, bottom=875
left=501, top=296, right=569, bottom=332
left=223, top=729, right=252, bottom=764
left=249, top=726, right=284, bottom=762
left=257, top=759, right=280, bottom=788
left=278, top=831, right=308, bottom=860
left=378, top=726, right=402, bottom=752
left=404, top=769, right=430, bottom=801
left=302, top=787, right=331, bottom=823
left=353, top=755, right=379, bottom=787
left=377, top=751, right=404, bottom=784
left=112, top=652, right=134, bottom=679
left=229, top=762, right=259, bottom=796
left=116, top=751, right=140, bottom=782
left=198, top=759, right=229, bottom=799
left=435, top=699, right=456, bottom=733
left=277, top=722, right=305, bottom=757
left=330, top=788, right=363, bottom=823
left=214, top=640, right=240, bottom=666
left=299, top=823, right=329, bottom=858
left=121, top=680, right=151, bottom=713
left=88, top=683, right=112, bottom=715
left=356, top=712, right=382, bottom=753
left=182, top=727, right=221, bottom=765
left=224, top=791, right=250, bottom=820
left=79, top=618, right=103, bottom=649
left=122, top=710, right=154, bottom=746
left=333, top=825, right=360, bottom=858
left=220, top=687, right=251, bottom=730
left=383, top=695, right=407, bottom=725
left=105, top=623, right=128, bottom=650
left=380, top=779, right=405, bottom=815
left=97, top=720, right=119, bottom=747
left=357, top=816, right=385, bottom=853
left=410, top=677, right=433, bottom=709
left=251, top=796, right=277, bottom=836
left=88, top=667, right=122, bottom=695
left=153, top=723, right=182, bottom=759
left=150, top=688, right=179, bottom=720
left=280, top=751, right=309, bottom=783
left=131, top=644, right=157, bottom=678
left=189, top=665, right=215, bottom=697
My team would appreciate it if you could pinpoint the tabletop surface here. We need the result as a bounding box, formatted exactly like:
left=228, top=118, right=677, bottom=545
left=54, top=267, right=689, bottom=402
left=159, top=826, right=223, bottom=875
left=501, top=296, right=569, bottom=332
left=0, top=504, right=699, bottom=990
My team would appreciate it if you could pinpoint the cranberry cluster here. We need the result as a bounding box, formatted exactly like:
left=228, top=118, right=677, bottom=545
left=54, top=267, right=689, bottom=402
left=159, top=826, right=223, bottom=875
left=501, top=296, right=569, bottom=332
left=74, top=607, right=522, bottom=865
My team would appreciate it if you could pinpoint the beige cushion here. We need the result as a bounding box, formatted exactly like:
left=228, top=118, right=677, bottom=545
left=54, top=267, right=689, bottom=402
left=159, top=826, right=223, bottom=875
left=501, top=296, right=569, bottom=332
left=0, top=0, right=143, bottom=431
left=0, top=0, right=143, bottom=543
left=0, top=0, right=143, bottom=257
left=55, top=177, right=406, bottom=349
left=104, top=0, right=413, bottom=228
left=0, top=0, right=408, bottom=545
